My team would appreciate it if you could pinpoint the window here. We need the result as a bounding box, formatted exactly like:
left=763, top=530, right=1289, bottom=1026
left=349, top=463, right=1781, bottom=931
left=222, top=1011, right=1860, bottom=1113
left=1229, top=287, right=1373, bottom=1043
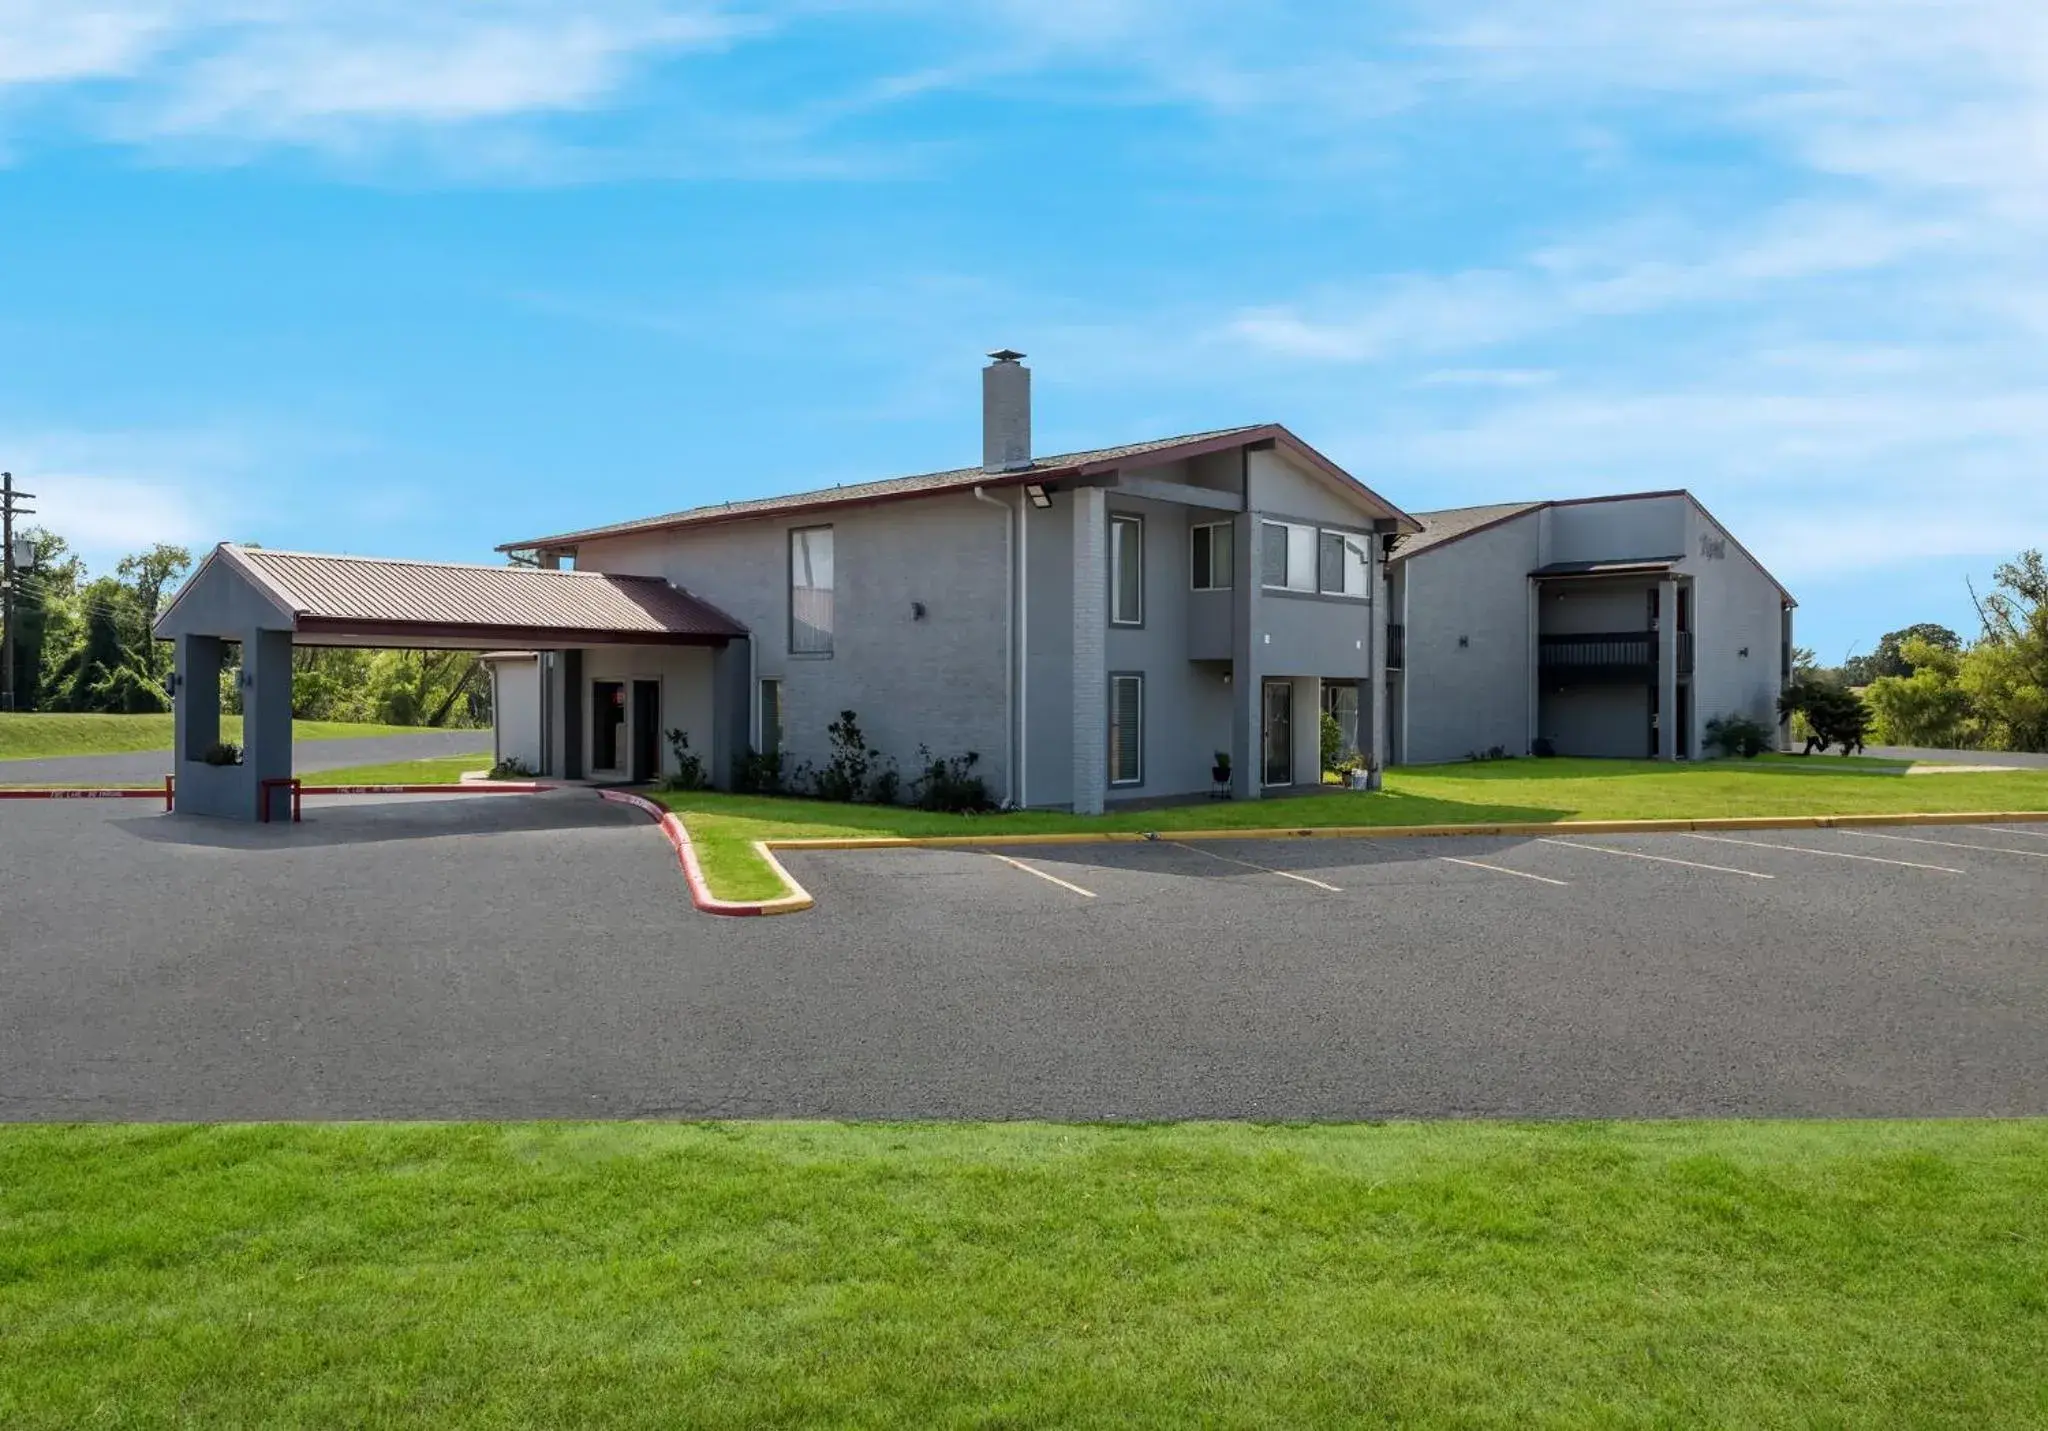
left=1109, top=674, right=1143, bottom=786
left=1191, top=521, right=1234, bottom=590
left=1323, top=529, right=1371, bottom=598
left=789, top=526, right=834, bottom=655
left=760, top=678, right=783, bottom=757
left=1110, top=513, right=1144, bottom=625
left=1261, top=521, right=1317, bottom=592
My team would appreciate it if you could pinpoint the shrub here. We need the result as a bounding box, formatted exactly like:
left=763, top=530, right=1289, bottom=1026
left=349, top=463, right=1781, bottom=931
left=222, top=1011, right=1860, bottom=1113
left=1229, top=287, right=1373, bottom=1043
left=1319, top=711, right=1345, bottom=775
left=815, top=710, right=879, bottom=803
left=1780, top=677, right=1871, bottom=756
left=730, top=746, right=784, bottom=795
left=487, top=755, right=536, bottom=780
left=911, top=746, right=992, bottom=813
left=659, top=728, right=707, bottom=791
left=1704, top=713, right=1774, bottom=759
left=201, top=740, right=242, bottom=767
left=868, top=759, right=902, bottom=807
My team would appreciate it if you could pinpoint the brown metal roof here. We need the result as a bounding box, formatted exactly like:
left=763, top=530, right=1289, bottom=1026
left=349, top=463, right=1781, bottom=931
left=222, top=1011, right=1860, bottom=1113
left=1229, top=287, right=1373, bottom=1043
left=499, top=422, right=1420, bottom=551
left=214, top=545, right=745, bottom=645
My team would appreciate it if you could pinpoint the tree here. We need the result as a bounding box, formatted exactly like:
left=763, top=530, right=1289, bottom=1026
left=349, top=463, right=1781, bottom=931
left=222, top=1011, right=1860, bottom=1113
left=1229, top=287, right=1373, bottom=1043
left=116, top=543, right=191, bottom=683
left=1865, top=637, right=1975, bottom=748
left=1841, top=624, right=1962, bottom=686
left=1958, top=549, right=2048, bottom=752
left=51, top=577, right=165, bottom=713
left=5, top=527, right=83, bottom=711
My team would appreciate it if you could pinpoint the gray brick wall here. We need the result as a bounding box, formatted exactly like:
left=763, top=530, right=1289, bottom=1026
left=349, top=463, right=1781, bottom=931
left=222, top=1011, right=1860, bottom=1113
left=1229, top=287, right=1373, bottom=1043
left=1069, top=486, right=1108, bottom=814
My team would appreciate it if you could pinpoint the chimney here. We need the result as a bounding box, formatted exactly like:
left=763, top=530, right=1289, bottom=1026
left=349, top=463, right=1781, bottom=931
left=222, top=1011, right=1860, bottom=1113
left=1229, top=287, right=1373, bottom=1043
left=982, top=349, right=1032, bottom=473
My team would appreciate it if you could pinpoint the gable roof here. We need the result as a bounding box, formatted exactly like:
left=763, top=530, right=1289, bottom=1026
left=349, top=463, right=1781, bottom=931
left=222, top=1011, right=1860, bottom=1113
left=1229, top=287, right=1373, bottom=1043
left=1392, top=489, right=1796, bottom=606
left=156, top=543, right=746, bottom=647
left=498, top=422, right=1419, bottom=552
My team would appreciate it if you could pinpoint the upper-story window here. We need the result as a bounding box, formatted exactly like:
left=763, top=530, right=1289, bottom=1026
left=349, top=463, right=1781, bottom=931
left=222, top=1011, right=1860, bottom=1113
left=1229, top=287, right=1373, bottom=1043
left=1190, top=521, right=1234, bottom=591
left=1110, top=513, right=1144, bottom=625
left=789, top=525, right=834, bottom=655
left=1263, top=520, right=1369, bottom=598
left=1320, top=529, right=1372, bottom=598
left=1261, top=521, right=1317, bottom=593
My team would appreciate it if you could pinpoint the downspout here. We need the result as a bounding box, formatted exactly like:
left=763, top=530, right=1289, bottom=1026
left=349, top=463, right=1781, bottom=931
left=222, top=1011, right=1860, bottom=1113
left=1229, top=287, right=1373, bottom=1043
left=972, top=485, right=1017, bottom=808
left=1017, top=489, right=1030, bottom=807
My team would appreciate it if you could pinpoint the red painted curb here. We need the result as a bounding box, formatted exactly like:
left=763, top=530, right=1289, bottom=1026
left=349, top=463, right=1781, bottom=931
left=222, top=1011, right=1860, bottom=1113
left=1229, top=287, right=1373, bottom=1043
left=597, top=790, right=812, bottom=917
left=0, top=788, right=165, bottom=798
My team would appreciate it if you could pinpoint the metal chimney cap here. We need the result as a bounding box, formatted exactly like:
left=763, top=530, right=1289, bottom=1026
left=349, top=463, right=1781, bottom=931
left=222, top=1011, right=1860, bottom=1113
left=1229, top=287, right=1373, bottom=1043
left=987, top=348, right=1026, bottom=363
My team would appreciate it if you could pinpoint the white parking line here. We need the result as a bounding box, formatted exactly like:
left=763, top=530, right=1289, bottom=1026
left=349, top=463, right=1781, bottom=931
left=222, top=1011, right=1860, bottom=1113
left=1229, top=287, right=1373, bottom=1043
left=1841, top=829, right=2048, bottom=860
left=1535, top=838, right=1774, bottom=879
left=1984, top=824, right=2048, bottom=841
left=1684, top=833, right=1963, bottom=874
left=1168, top=841, right=1342, bottom=892
left=986, top=852, right=1096, bottom=899
left=1439, top=856, right=1569, bottom=887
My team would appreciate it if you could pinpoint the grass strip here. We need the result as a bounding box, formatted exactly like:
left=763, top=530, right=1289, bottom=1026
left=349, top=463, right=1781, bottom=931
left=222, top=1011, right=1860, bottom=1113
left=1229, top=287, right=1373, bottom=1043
left=655, top=755, right=2048, bottom=902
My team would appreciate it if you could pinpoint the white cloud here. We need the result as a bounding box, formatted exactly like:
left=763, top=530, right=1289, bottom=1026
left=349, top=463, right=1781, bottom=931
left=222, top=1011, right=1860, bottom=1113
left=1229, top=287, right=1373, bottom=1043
left=0, top=1, right=753, bottom=165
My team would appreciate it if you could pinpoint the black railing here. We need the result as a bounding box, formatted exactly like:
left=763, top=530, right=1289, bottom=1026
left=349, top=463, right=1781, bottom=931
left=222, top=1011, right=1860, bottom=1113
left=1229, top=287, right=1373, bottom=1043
left=1541, top=630, right=1656, bottom=684
left=1387, top=623, right=1405, bottom=671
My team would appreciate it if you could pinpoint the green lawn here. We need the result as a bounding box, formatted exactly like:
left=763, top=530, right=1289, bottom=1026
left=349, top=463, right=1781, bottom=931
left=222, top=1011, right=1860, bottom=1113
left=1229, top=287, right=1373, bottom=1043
left=303, top=753, right=493, bottom=785
left=656, top=755, right=2048, bottom=902
left=1, top=1121, right=2042, bottom=1428
left=0, top=712, right=444, bottom=761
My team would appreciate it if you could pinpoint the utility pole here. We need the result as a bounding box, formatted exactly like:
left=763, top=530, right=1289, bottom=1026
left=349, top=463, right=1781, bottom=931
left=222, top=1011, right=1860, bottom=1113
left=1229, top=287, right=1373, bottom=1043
left=2, top=471, right=38, bottom=712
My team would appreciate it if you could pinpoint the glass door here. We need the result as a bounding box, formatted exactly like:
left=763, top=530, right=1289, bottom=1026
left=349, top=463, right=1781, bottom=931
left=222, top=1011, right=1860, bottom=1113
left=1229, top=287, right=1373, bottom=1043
left=1262, top=679, right=1293, bottom=786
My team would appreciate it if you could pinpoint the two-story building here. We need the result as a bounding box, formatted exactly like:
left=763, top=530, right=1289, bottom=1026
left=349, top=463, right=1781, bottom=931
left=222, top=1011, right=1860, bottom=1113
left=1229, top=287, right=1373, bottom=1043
left=494, top=352, right=1420, bottom=810
left=1385, top=493, right=1797, bottom=764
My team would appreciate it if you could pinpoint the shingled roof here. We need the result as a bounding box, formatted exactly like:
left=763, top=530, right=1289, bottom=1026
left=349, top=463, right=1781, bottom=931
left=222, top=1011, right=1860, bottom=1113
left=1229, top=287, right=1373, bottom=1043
left=1390, top=501, right=1547, bottom=559
left=499, top=422, right=1418, bottom=552
left=157, top=544, right=746, bottom=647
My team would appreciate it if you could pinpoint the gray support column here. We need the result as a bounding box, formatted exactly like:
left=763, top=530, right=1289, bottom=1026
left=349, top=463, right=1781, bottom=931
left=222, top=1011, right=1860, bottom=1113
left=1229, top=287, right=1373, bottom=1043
left=1070, top=487, right=1108, bottom=814
left=1368, top=545, right=1387, bottom=769
left=561, top=649, right=584, bottom=780
left=1526, top=577, right=1542, bottom=754
left=173, top=634, right=222, bottom=767
left=244, top=628, right=295, bottom=820
left=1656, top=576, right=1679, bottom=761
left=710, top=637, right=751, bottom=790
left=1230, top=510, right=1263, bottom=800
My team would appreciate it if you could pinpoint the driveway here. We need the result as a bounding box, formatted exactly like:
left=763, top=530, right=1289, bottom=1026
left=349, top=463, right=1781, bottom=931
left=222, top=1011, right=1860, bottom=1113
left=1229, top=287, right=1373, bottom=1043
left=4, top=796, right=2047, bottom=1121
left=1864, top=744, right=2048, bottom=769
left=0, top=729, right=488, bottom=786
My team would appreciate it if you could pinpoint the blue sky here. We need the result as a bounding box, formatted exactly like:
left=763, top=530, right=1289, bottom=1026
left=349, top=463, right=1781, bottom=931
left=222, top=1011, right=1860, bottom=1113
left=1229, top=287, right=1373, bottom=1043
left=2, top=1, right=2042, bottom=661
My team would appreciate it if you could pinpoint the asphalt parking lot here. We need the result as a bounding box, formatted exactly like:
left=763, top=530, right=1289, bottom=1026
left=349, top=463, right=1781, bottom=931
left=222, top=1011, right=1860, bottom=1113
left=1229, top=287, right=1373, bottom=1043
left=3, top=796, right=2046, bottom=1120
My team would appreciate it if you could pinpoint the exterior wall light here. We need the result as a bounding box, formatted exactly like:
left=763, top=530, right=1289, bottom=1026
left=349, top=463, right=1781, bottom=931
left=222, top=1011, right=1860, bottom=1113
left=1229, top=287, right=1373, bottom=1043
left=1025, top=484, right=1052, bottom=509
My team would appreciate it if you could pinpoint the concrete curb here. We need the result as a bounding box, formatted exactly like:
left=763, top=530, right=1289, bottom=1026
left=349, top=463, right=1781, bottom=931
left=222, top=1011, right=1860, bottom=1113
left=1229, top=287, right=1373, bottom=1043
left=643, top=805, right=2048, bottom=916
left=599, top=790, right=815, bottom=918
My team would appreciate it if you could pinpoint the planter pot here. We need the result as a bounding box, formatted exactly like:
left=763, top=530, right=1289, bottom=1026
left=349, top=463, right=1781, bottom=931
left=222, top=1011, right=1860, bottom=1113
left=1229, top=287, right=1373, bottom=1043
left=1211, top=765, right=1231, bottom=785
left=1348, top=769, right=1383, bottom=791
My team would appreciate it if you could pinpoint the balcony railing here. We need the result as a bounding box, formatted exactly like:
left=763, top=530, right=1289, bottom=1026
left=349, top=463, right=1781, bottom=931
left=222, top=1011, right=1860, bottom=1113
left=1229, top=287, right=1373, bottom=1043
left=1541, top=631, right=1656, bottom=684
left=1387, top=623, right=1405, bottom=671
left=1541, top=630, right=1695, bottom=684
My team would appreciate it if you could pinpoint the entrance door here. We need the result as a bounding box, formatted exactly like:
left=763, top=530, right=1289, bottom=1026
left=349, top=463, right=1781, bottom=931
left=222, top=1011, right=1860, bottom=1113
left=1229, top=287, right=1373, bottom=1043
left=1321, top=681, right=1360, bottom=763
left=592, top=680, right=626, bottom=773
left=1262, top=679, right=1293, bottom=786
left=1675, top=681, right=1691, bottom=761
left=630, top=680, right=662, bottom=783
